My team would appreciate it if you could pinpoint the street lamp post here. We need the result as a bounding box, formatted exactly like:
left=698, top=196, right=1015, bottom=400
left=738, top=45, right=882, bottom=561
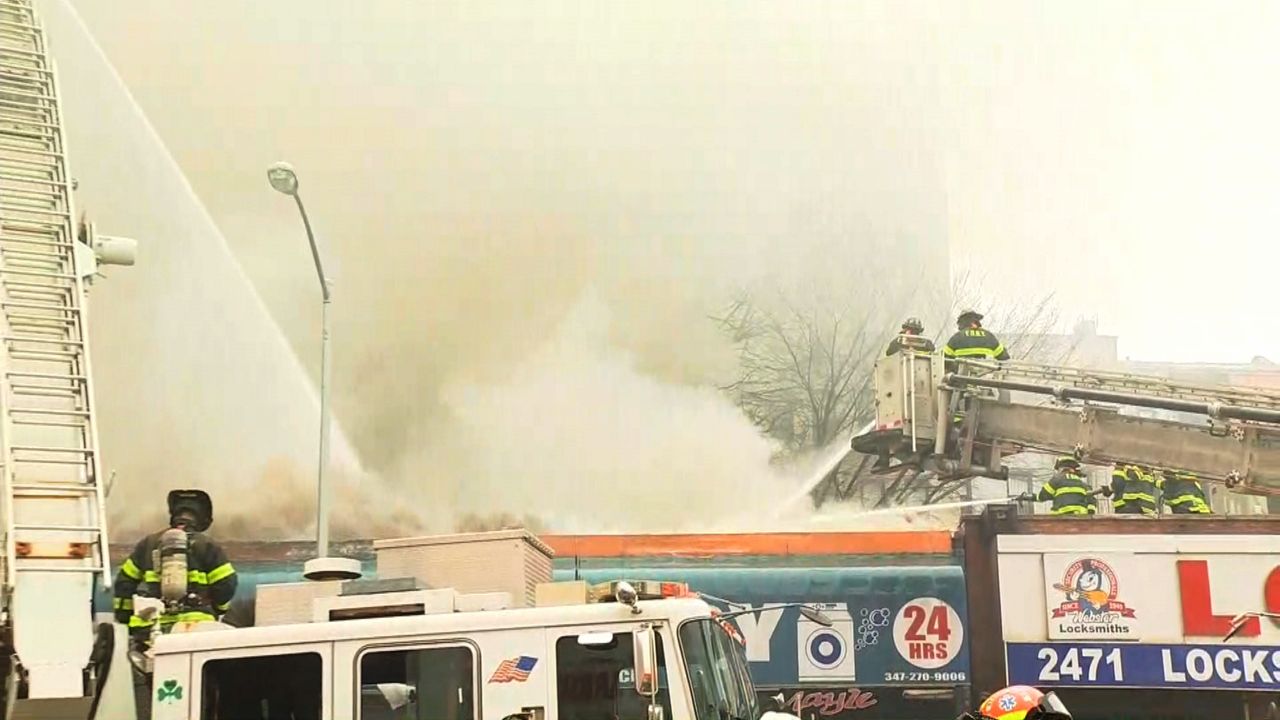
left=267, top=161, right=360, bottom=581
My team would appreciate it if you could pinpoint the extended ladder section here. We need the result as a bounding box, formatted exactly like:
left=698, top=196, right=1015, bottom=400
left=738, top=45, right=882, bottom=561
left=955, top=359, right=1280, bottom=421
left=855, top=353, right=1280, bottom=492
left=0, top=0, right=110, bottom=705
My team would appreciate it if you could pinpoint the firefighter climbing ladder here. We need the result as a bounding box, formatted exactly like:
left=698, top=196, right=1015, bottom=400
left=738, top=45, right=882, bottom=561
left=0, top=0, right=110, bottom=703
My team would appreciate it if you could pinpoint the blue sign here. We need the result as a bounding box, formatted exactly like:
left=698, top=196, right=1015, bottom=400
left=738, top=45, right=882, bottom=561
left=1007, top=642, right=1280, bottom=692
left=560, top=566, right=969, bottom=687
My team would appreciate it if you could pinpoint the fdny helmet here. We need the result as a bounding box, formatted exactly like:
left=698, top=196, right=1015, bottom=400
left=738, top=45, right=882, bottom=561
left=977, top=685, right=1072, bottom=720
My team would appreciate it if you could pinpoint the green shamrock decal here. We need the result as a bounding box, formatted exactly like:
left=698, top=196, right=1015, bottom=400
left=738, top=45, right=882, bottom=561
left=157, top=679, right=183, bottom=703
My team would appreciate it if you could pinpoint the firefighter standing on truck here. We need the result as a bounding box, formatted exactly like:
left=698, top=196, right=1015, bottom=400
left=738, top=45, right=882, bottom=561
left=1031, top=457, right=1098, bottom=516
left=1110, top=463, right=1158, bottom=516
left=113, top=489, right=238, bottom=642
left=1158, top=470, right=1212, bottom=514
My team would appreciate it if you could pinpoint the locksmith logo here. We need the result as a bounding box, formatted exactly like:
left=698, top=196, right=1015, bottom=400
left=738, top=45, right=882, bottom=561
left=1048, top=558, right=1138, bottom=639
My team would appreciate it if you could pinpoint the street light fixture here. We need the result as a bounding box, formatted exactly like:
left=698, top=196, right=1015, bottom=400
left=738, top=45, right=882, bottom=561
left=267, top=161, right=360, bottom=582
left=267, top=161, right=299, bottom=196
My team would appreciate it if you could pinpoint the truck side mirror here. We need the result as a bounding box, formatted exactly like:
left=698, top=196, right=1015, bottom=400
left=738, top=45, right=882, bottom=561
left=633, top=624, right=658, bottom=697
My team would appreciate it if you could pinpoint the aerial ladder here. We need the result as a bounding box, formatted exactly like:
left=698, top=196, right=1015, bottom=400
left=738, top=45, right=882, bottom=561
left=852, top=350, right=1280, bottom=500
left=0, top=1, right=135, bottom=717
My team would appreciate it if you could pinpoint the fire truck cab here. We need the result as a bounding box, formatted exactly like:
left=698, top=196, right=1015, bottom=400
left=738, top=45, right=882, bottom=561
left=118, top=580, right=765, bottom=720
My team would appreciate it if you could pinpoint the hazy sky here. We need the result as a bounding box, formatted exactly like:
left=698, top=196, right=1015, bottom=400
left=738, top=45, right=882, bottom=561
left=65, top=0, right=1279, bottom=364
left=34, top=0, right=1280, bottom=533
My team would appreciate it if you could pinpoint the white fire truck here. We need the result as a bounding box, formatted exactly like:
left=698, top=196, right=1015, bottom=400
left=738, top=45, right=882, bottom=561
left=93, top=577, right=818, bottom=720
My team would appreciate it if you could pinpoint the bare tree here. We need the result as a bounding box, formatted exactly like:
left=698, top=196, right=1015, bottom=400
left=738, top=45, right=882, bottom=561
left=714, top=296, right=885, bottom=454
left=717, top=268, right=1074, bottom=510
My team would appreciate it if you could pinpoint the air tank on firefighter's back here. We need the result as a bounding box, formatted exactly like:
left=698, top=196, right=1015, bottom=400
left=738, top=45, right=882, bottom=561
left=157, top=527, right=189, bottom=603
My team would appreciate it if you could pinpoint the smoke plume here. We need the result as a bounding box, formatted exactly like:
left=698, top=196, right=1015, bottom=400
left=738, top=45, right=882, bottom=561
left=47, top=1, right=953, bottom=538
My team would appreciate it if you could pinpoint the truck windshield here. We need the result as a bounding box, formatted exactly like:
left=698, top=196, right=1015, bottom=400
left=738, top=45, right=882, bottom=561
left=679, top=620, right=759, bottom=720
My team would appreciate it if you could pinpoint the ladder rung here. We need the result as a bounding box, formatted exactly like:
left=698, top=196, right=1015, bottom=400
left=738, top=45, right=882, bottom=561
left=14, top=566, right=104, bottom=573
left=0, top=108, right=50, bottom=122
left=10, top=385, right=81, bottom=397
left=0, top=169, right=64, bottom=184
left=8, top=352, right=78, bottom=362
left=0, top=18, right=39, bottom=32
left=6, top=314, right=76, bottom=327
left=6, top=296, right=73, bottom=309
left=13, top=523, right=99, bottom=533
left=0, top=52, right=47, bottom=69
left=0, top=126, right=54, bottom=144
left=2, top=335, right=81, bottom=346
left=12, top=482, right=95, bottom=495
left=0, top=100, right=55, bottom=119
left=12, top=417, right=84, bottom=428
left=0, top=77, right=48, bottom=93
left=0, top=62, right=50, bottom=77
left=4, top=258, right=67, bottom=272
left=0, top=147, right=62, bottom=162
left=3, top=292, right=73, bottom=305
left=10, top=445, right=92, bottom=454
left=3, top=275, right=72, bottom=286
left=0, top=236, right=72, bottom=249
left=0, top=268, right=75, bottom=280
left=9, top=457, right=89, bottom=466
left=7, top=320, right=73, bottom=332
left=0, top=84, right=53, bottom=102
left=1, top=216, right=68, bottom=229
left=10, top=349, right=79, bottom=360
left=7, top=370, right=85, bottom=381
left=0, top=186, right=64, bottom=205
left=7, top=326, right=70, bottom=340
left=11, top=407, right=89, bottom=417
left=0, top=45, right=44, bottom=59
left=0, top=201, right=61, bottom=213
left=1, top=297, right=76, bottom=309
left=0, top=203, right=67, bottom=216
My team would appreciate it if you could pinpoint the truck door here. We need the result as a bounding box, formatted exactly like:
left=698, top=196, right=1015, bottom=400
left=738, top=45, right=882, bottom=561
left=548, top=625, right=678, bottom=720
left=190, top=642, right=331, bottom=720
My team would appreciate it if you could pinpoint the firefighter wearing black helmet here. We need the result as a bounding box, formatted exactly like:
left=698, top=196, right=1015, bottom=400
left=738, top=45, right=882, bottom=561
left=885, top=316, right=936, bottom=356
left=1035, top=457, right=1098, bottom=516
left=113, top=489, right=238, bottom=640
left=943, top=309, right=1009, bottom=370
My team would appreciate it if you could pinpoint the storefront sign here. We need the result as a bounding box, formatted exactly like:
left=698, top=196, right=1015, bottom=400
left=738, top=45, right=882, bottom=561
left=998, top=535, right=1280, bottom=646
left=1007, top=642, right=1280, bottom=691
left=562, top=566, right=970, bottom=687
left=723, top=598, right=968, bottom=685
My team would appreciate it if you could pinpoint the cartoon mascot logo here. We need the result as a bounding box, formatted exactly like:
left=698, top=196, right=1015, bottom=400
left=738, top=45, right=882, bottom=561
left=1051, top=558, right=1136, bottom=619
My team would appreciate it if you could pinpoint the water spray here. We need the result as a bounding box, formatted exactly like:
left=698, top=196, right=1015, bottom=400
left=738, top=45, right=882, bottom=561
left=805, top=495, right=1022, bottom=525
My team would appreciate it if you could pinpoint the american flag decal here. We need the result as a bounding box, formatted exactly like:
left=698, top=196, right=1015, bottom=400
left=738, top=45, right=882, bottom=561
left=489, top=655, right=538, bottom=683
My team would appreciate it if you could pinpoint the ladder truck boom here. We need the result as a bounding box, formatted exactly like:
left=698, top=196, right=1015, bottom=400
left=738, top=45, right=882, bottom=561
left=0, top=2, right=135, bottom=717
left=853, top=353, right=1280, bottom=494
